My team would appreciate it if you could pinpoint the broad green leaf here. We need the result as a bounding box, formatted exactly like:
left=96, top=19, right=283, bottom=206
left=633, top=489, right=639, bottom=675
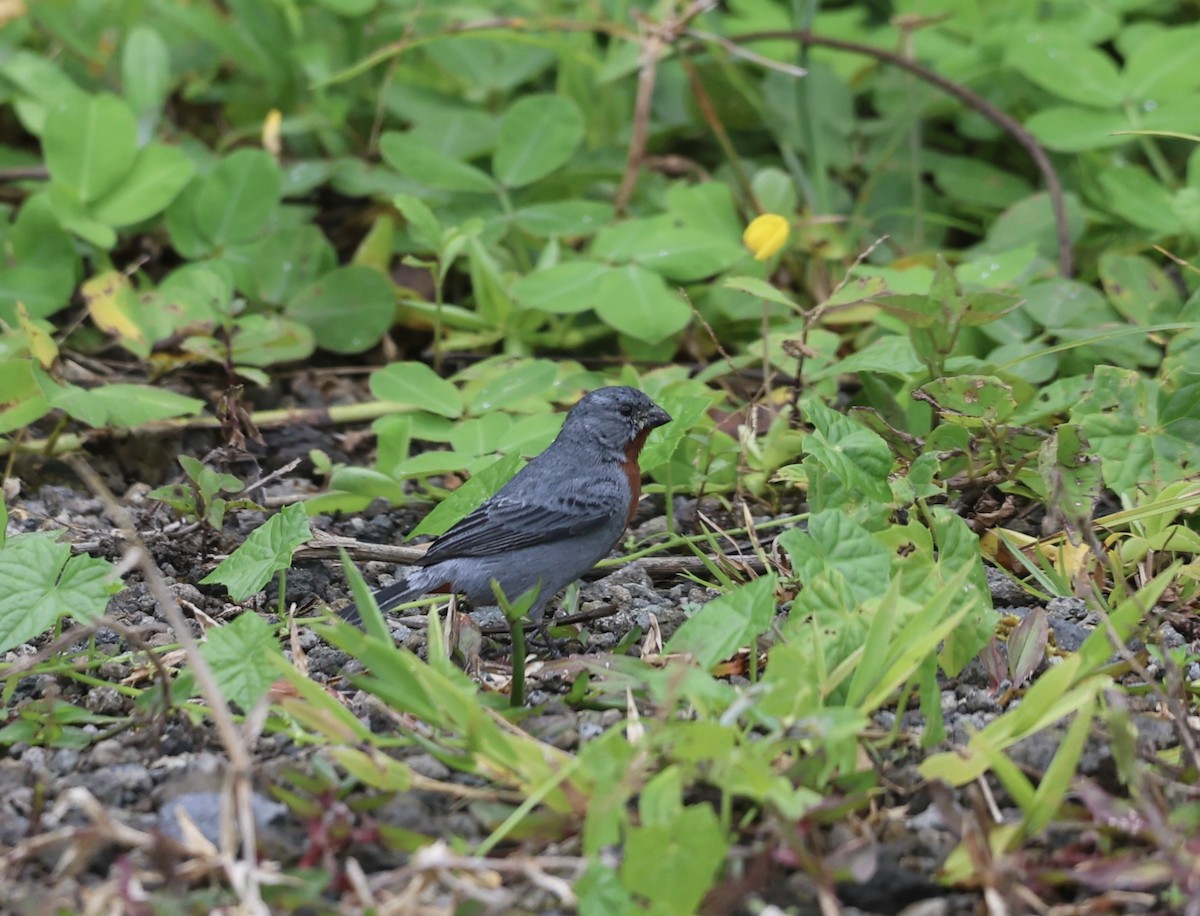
left=0, top=50, right=84, bottom=134
left=230, top=224, right=337, bottom=306
left=465, top=360, right=557, bottom=412
left=0, top=533, right=119, bottom=653
left=591, top=216, right=743, bottom=282
left=1096, top=164, right=1181, bottom=234
left=0, top=195, right=78, bottom=321
left=43, top=93, right=138, bottom=203
left=89, top=143, right=195, bottom=227
left=45, top=182, right=117, bottom=248
left=43, top=382, right=204, bottom=428
left=981, top=192, right=1086, bottom=260
left=800, top=397, right=893, bottom=505
left=380, top=132, right=495, bottom=194
left=664, top=574, right=777, bottom=668
left=202, top=611, right=283, bottom=710
left=1121, top=25, right=1200, bottom=100
left=778, top=512, right=890, bottom=606
left=1025, top=106, right=1130, bottom=152
left=513, top=201, right=613, bottom=238
left=121, top=25, right=171, bottom=132
left=1038, top=424, right=1101, bottom=538
left=406, top=107, right=498, bottom=161
left=409, top=452, right=522, bottom=539
left=1007, top=32, right=1123, bottom=108
left=286, top=265, right=395, bottom=354
left=931, top=155, right=1033, bottom=207
left=594, top=265, right=691, bottom=343
left=200, top=503, right=313, bottom=601
left=370, top=362, right=462, bottom=418
left=723, top=275, right=800, bottom=309
left=621, top=805, right=727, bottom=915
left=447, top=412, right=511, bottom=458
left=496, top=413, right=564, bottom=455
left=192, top=149, right=282, bottom=248
left=0, top=358, right=52, bottom=433
left=393, top=193, right=442, bottom=250
left=512, top=261, right=612, bottom=314
left=665, top=182, right=743, bottom=240
left=1072, top=366, right=1200, bottom=496
left=918, top=376, right=1017, bottom=425
left=493, top=94, right=584, bottom=188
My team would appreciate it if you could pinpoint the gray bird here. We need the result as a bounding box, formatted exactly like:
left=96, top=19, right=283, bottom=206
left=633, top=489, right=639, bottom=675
left=340, top=386, right=671, bottom=626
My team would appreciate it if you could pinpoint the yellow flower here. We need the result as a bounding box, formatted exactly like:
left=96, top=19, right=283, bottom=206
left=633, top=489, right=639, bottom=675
left=742, top=213, right=790, bottom=260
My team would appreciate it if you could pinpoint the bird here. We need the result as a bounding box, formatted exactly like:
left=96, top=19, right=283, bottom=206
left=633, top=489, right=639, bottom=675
left=340, top=386, right=671, bottom=628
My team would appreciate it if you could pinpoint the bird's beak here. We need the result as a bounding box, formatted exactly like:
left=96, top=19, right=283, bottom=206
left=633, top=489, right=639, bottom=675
left=642, top=404, right=672, bottom=430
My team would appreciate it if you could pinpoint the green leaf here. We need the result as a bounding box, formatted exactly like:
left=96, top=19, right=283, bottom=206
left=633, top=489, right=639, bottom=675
left=380, top=132, right=495, bottom=194
left=0, top=195, right=78, bottom=321
left=43, top=382, right=205, bottom=428
left=1121, top=25, right=1200, bottom=101
left=0, top=358, right=52, bottom=433
left=664, top=574, right=777, bottom=669
left=447, top=412, right=511, bottom=458
left=493, top=94, right=584, bottom=188
left=411, top=452, right=523, bottom=540
left=1038, top=424, right=1101, bottom=538
left=121, top=25, right=172, bottom=129
left=800, top=397, right=894, bottom=505
left=512, top=261, right=612, bottom=314
left=981, top=192, right=1086, bottom=260
left=1096, top=164, right=1181, bottom=234
left=513, top=201, right=613, bottom=238
left=591, top=216, right=744, bottom=282
left=200, top=503, right=313, bottom=601
left=620, top=805, right=727, bottom=915
left=224, top=314, right=315, bottom=367
left=496, top=413, right=563, bottom=456
left=1025, top=105, right=1130, bottom=152
left=594, top=265, right=691, bottom=343
left=286, top=265, right=395, bottom=354
left=464, top=360, right=557, bottom=412
left=370, top=362, right=462, bottom=418
left=393, top=193, right=442, bottom=250
left=43, top=93, right=138, bottom=203
left=778, top=512, right=890, bottom=606
left=202, top=611, right=283, bottom=710
left=0, top=533, right=119, bottom=653
left=1099, top=253, right=1182, bottom=325
left=723, top=275, right=800, bottom=310
left=192, top=148, right=282, bottom=249
left=89, top=144, right=195, bottom=228
left=918, top=376, right=1017, bottom=426
left=230, top=224, right=337, bottom=306
left=1072, top=366, right=1200, bottom=496
left=1006, top=31, right=1123, bottom=108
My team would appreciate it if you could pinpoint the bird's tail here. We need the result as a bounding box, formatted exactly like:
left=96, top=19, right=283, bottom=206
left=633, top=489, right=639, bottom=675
left=338, top=571, right=433, bottom=627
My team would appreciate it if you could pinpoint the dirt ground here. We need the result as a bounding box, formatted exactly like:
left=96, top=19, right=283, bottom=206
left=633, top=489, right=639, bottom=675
left=1, top=391, right=1188, bottom=914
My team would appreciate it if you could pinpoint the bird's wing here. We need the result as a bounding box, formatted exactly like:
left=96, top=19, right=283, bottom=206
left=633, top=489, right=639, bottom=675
left=418, top=490, right=622, bottom=563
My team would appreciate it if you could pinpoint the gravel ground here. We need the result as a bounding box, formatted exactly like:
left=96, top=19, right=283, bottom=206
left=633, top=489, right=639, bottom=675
left=0, top=427, right=1185, bottom=914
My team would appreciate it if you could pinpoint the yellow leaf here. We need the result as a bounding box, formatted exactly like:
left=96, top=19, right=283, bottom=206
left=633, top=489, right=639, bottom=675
left=262, top=108, right=282, bottom=156
left=15, top=302, right=58, bottom=368
left=82, top=271, right=145, bottom=344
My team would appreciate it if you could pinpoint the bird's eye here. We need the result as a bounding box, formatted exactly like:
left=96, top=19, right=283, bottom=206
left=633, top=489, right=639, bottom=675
left=619, top=403, right=634, bottom=417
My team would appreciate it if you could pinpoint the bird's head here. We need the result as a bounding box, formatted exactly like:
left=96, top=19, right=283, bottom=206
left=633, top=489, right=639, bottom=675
left=560, top=386, right=671, bottom=457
